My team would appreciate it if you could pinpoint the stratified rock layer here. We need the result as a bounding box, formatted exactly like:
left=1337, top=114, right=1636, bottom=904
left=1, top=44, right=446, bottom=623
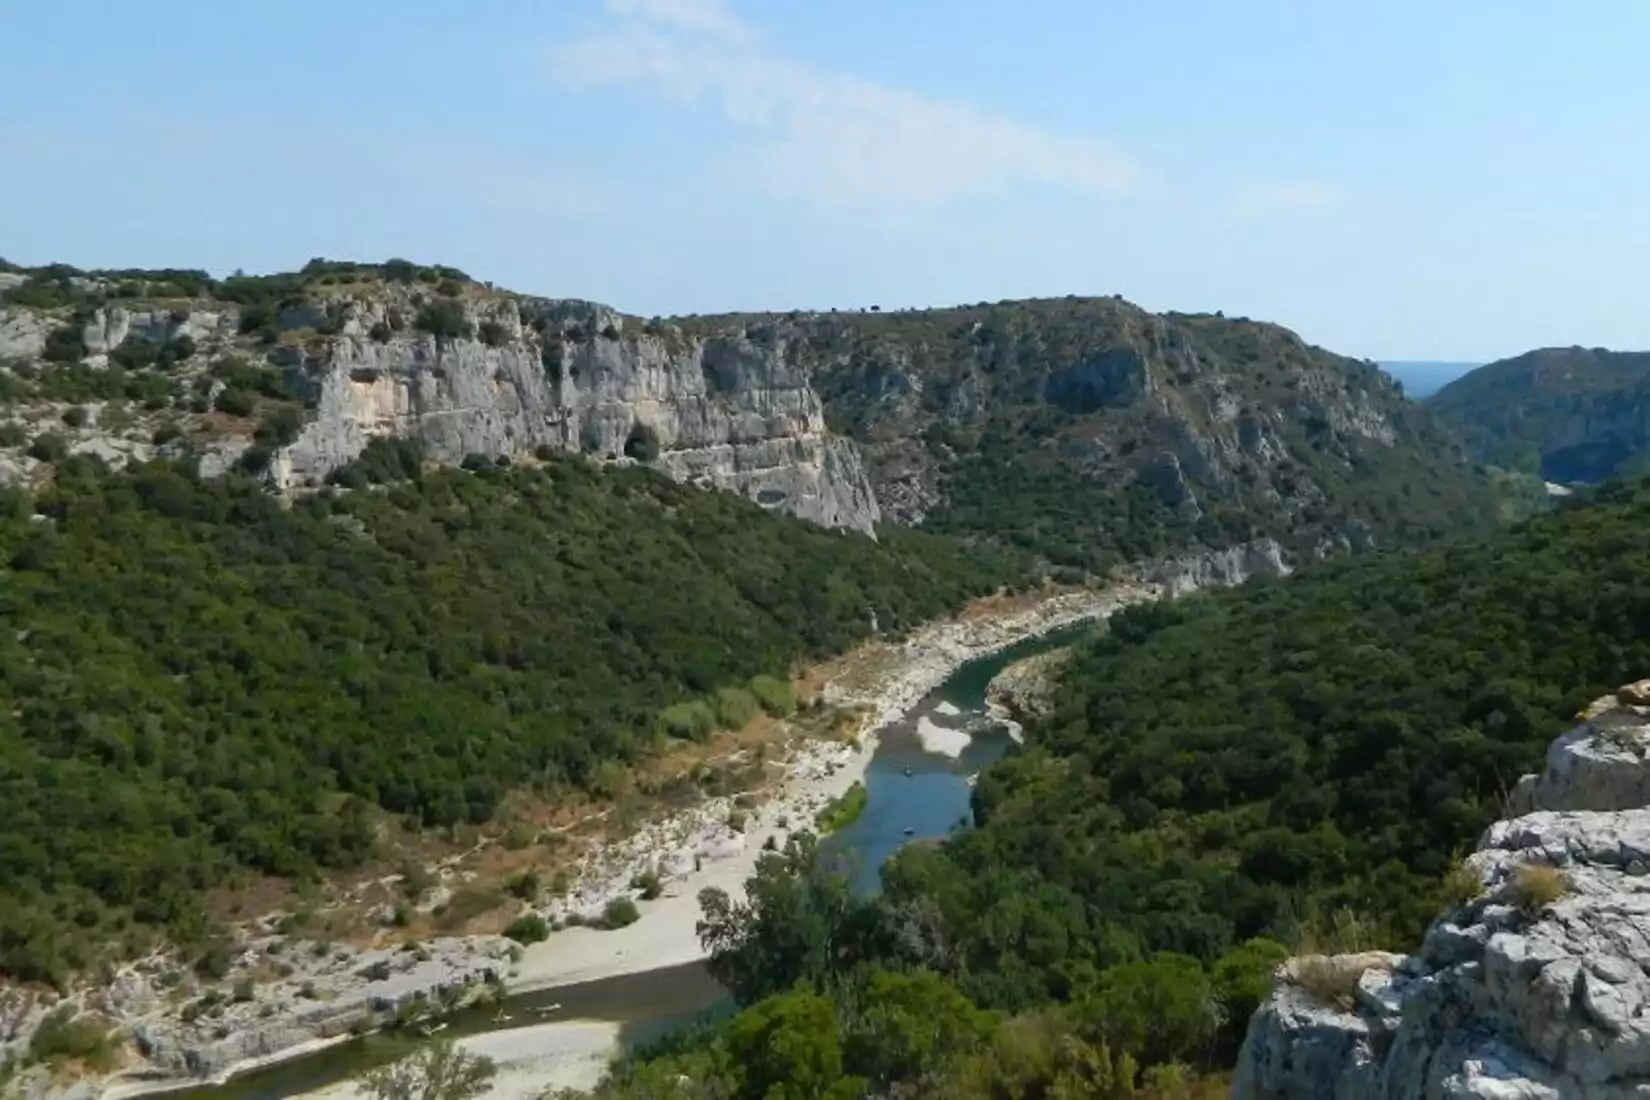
left=1232, top=682, right=1650, bottom=1100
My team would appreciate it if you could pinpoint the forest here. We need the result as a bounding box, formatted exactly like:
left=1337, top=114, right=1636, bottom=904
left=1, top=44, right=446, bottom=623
left=575, top=478, right=1650, bottom=1098
left=0, top=451, right=1021, bottom=985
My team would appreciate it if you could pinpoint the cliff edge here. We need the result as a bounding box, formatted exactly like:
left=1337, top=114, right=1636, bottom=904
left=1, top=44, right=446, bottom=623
left=1232, top=679, right=1650, bottom=1099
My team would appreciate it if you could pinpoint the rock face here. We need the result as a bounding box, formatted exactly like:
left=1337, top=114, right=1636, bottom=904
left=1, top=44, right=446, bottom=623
left=1231, top=680, right=1650, bottom=1100
left=267, top=297, right=882, bottom=532
left=0, top=266, right=1497, bottom=560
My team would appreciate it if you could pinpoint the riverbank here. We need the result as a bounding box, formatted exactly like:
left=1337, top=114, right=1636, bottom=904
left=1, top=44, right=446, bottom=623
left=15, top=583, right=1157, bottom=1100
left=511, top=581, right=1155, bottom=994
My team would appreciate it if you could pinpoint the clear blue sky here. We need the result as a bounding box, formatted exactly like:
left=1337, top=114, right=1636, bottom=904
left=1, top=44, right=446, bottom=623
left=1, top=0, right=1645, bottom=361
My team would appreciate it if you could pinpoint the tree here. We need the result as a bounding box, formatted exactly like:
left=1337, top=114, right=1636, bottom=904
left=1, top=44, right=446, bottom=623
left=357, top=1040, right=495, bottom=1100
left=724, top=989, right=864, bottom=1100
left=697, top=833, right=886, bottom=1004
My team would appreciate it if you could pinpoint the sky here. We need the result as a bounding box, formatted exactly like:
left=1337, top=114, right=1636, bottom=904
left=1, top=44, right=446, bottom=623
left=1, top=1, right=1646, bottom=361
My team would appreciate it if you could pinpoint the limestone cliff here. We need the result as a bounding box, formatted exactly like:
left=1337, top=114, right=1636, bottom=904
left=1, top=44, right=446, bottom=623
left=1231, top=679, right=1650, bottom=1100
left=0, top=275, right=881, bottom=533
left=0, top=262, right=1500, bottom=562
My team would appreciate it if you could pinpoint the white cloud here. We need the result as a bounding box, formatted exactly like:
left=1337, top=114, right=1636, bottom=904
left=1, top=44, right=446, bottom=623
left=603, top=0, right=753, bottom=43
left=1232, top=180, right=1344, bottom=217
left=552, top=6, right=1138, bottom=212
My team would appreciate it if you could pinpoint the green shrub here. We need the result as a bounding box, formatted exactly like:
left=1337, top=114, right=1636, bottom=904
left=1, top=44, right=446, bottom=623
left=661, top=700, right=718, bottom=741
left=505, top=870, right=541, bottom=901
left=0, top=422, right=26, bottom=447
left=748, top=675, right=796, bottom=717
left=27, top=433, right=68, bottom=463
left=60, top=406, right=87, bottom=429
left=714, top=687, right=761, bottom=730
left=255, top=404, right=304, bottom=447
left=368, top=321, right=393, bottom=343
left=232, top=978, right=256, bottom=1002
left=42, top=327, right=86, bottom=364
left=415, top=301, right=471, bottom=340
left=477, top=320, right=508, bottom=348
left=632, top=869, right=663, bottom=900
left=814, top=782, right=868, bottom=834
left=214, top=388, right=255, bottom=417
left=503, top=913, right=550, bottom=945
left=601, top=897, right=640, bottom=930
left=28, top=1008, right=114, bottom=1069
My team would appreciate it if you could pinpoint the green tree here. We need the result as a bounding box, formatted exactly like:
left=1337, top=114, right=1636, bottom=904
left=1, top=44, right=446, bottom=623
left=724, top=989, right=864, bottom=1100
left=357, top=1040, right=495, bottom=1100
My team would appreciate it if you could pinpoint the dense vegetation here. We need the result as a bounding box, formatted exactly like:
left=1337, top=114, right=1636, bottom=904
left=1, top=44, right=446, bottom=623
left=0, top=453, right=1020, bottom=984
left=1430, top=346, right=1650, bottom=483
left=686, top=298, right=1502, bottom=573
left=581, top=479, right=1650, bottom=1097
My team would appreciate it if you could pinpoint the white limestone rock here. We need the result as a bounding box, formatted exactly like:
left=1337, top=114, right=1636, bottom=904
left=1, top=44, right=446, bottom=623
left=1232, top=682, right=1650, bottom=1100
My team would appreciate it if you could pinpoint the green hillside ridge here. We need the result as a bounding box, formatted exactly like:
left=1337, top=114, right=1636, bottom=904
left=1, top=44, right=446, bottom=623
left=0, top=447, right=1019, bottom=985
left=578, top=476, right=1650, bottom=1099
left=1429, top=345, right=1650, bottom=483
left=684, top=298, right=1504, bottom=570
left=0, top=259, right=1505, bottom=573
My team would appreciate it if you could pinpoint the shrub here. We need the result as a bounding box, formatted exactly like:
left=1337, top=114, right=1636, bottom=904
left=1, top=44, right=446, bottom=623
left=255, top=405, right=304, bottom=447
left=660, top=700, right=718, bottom=741
left=368, top=321, right=393, bottom=343
left=214, top=388, right=255, bottom=417
left=60, top=406, right=87, bottom=428
left=1509, top=864, right=1568, bottom=915
left=714, top=686, right=761, bottom=730
left=601, top=897, right=640, bottom=930
left=748, top=675, right=796, bottom=717
left=0, top=422, right=25, bottom=447
left=232, top=978, right=256, bottom=1002
left=110, top=336, right=160, bottom=370
left=415, top=301, right=471, bottom=341
left=503, top=913, right=550, bottom=945
left=168, top=333, right=197, bottom=362
left=814, top=782, right=868, bottom=834
left=632, top=869, right=663, bottom=901
left=460, top=453, right=493, bottom=473
left=360, top=960, right=392, bottom=981
left=505, top=870, right=541, bottom=901
left=1284, top=954, right=1368, bottom=1010
left=194, top=942, right=234, bottom=981
left=43, top=327, right=86, bottom=364
left=28, top=1008, right=114, bottom=1069
left=477, top=320, right=508, bottom=348
left=1440, top=858, right=1484, bottom=908
left=27, top=433, right=68, bottom=463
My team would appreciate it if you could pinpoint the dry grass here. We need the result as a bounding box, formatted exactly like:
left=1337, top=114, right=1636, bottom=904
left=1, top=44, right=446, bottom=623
left=1441, top=858, right=1485, bottom=908
left=1509, top=864, right=1569, bottom=916
left=1286, top=954, right=1366, bottom=1010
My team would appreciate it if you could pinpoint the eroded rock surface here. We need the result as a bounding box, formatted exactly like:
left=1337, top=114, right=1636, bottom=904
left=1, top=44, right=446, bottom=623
left=1232, top=683, right=1650, bottom=1100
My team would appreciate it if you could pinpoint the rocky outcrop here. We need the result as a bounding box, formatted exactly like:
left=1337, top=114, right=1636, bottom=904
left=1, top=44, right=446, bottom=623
left=1143, top=536, right=1291, bottom=596
left=1232, top=679, right=1650, bottom=1100
left=264, top=297, right=882, bottom=533
left=0, top=293, right=883, bottom=534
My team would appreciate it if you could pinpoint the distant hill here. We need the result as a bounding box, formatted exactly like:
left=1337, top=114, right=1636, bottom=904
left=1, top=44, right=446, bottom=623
left=1428, top=347, right=1650, bottom=483
left=1378, top=360, right=1481, bottom=399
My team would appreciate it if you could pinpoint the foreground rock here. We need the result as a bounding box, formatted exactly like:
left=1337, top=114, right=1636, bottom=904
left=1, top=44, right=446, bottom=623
left=1232, top=679, right=1650, bottom=1100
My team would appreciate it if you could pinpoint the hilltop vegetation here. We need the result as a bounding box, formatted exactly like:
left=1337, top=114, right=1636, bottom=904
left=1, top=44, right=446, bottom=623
left=580, top=477, right=1650, bottom=1097
left=0, top=450, right=1021, bottom=984
left=1, top=259, right=1504, bottom=576
left=1430, top=346, right=1650, bottom=483
left=689, top=298, right=1502, bottom=571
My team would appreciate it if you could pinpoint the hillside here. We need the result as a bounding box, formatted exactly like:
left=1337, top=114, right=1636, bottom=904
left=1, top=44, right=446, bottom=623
left=0, top=262, right=1500, bottom=573
left=0, top=451, right=1016, bottom=986
left=579, top=477, right=1650, bottom=1098
left=1429, top=345, right=1650, bottom=482
left=691, top=301, right=1502, bottom=570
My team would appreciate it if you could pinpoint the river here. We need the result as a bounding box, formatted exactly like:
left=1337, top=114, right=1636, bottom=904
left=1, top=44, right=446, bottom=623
left=169, top=625, right=1090, bottom=1100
